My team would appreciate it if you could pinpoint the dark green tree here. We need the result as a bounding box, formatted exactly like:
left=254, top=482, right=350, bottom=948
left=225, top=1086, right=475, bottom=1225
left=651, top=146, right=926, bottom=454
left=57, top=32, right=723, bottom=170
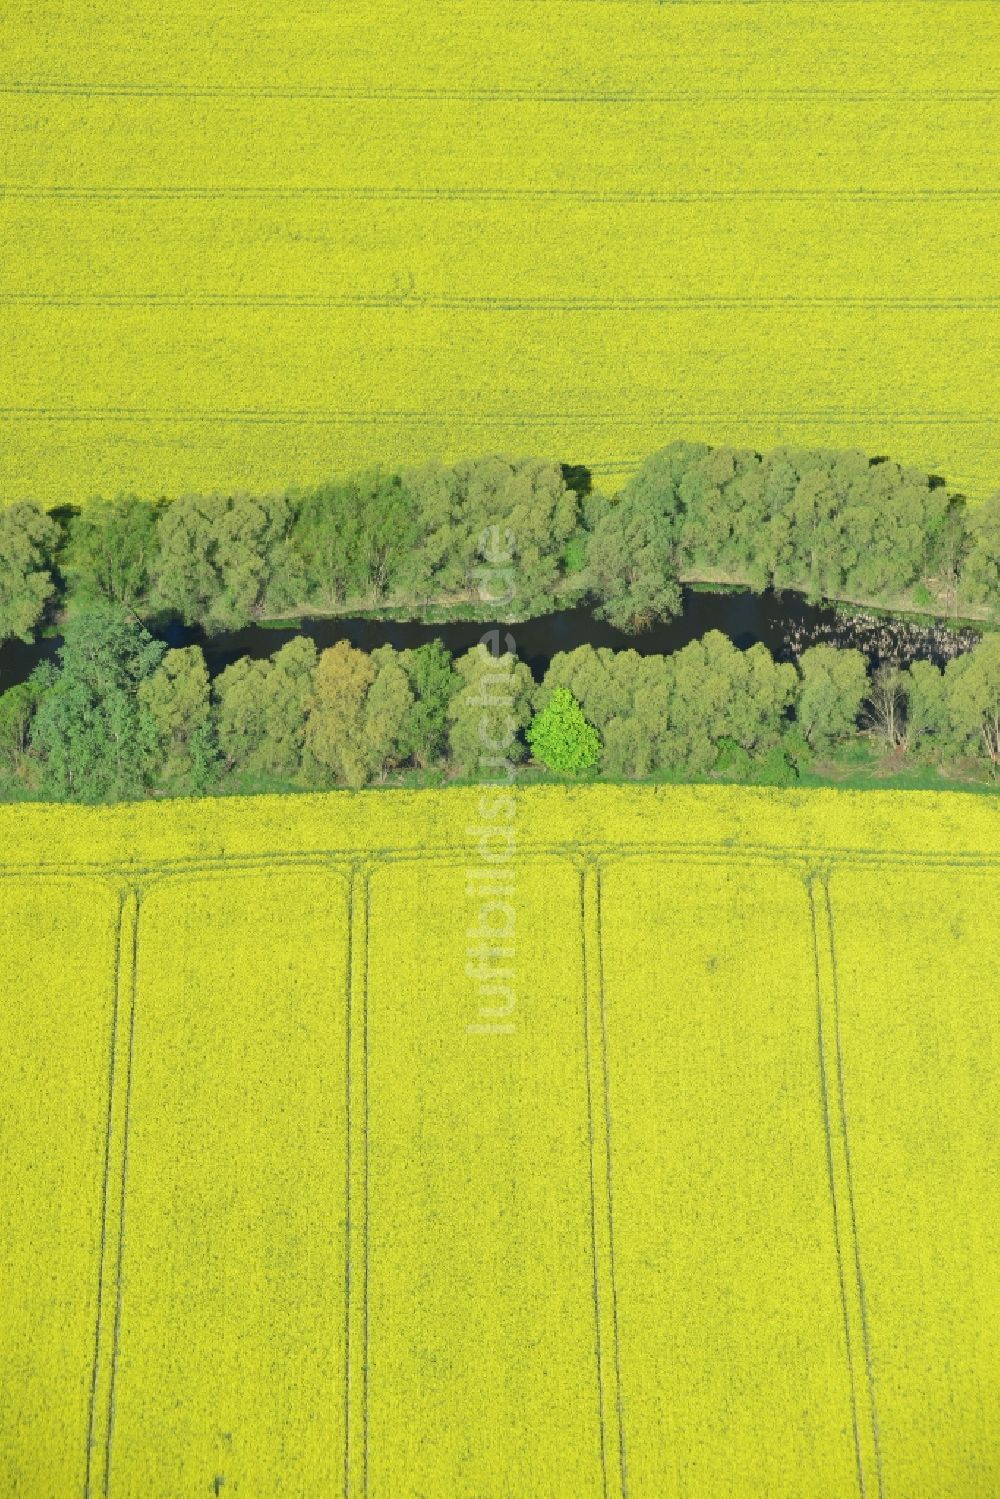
left=585, top=442, right=707, bottom=629
left=152, top=490, right=295, bottom=631
left=446, top=642, right=535, bottom=776
left=0, top=671, right=52, bottom=780
left=214, top=636, right=316, bottom=779
left=31, top=605, right=164, bottom=799
left=399, top=640, right=458, bottom=767
left=287, top=469, right=420, bottom=609
left=944, top=634, right=1000, bottom=773
left=902, top=659, right=951, bottom=759
left=962, top=492, right=1000, bottom=615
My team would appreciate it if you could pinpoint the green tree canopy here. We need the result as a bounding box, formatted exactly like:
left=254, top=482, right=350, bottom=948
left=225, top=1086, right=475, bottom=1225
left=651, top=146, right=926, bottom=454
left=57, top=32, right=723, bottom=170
left=446, top=641, right=535, bottom=776
left=31, top=605, right=164, bottom=799
left=137, top=646, right=216, bottom=791
left=944, top=634, right=1000, bottom=772
left=63, top=494, right=159, bottom=612
left=152, top=490, right=294, bottom=631
left=398, top=639, right=457, bottom=768
left=527, top=687, right=600, bottom=772
left=214, top=636, right=317, bottom=779
left=0, top=501, right=60, bottom=644
left=305, top=639, right=376, bottom=787
left=795, top=644, right=870, bottom=752
left=963, top=493, right=1000, bottom=614
left=286, top=468, right=421, bottom=609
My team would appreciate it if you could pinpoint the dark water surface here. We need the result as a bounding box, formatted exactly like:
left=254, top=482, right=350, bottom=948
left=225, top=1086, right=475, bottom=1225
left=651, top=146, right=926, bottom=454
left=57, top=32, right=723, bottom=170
left=0, top=588, right=981, bottom=688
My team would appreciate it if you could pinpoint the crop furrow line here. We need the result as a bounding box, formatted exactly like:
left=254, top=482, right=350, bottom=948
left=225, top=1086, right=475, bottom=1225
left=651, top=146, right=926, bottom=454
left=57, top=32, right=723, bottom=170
left=810, top=880, right=868, bottom=1497
left=0, top=407, right=993, bottom=427
left=823, top=880, right=885, bottom=1499
left=101, top=889, right=141, bottom=1498
left=2, top=82, right=998, bottom=103
left=594, top=865, right=629, bottom=1498
left=4, top=185, right=999, bottom=203
left=0, top=844, right=997, bottom=883
left=82, top=890, right=128, bottom=1498
left=4, top=293, right=996, bottom=312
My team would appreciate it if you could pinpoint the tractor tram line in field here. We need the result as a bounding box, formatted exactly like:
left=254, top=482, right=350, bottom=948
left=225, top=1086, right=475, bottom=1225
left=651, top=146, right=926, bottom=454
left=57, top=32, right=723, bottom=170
left=809, top=880, right=879, bottom=1499
left=100, top=890, right=141, bottom=1499
left=579, top=864, right=626, bottom=1499
left=821, top=880, right=886, bottom=1499
left=0, top=839, right=998, bottom=886
left=82, top=890, right=130, bottom=1499
left=589, top=864, right=629, bottom=1499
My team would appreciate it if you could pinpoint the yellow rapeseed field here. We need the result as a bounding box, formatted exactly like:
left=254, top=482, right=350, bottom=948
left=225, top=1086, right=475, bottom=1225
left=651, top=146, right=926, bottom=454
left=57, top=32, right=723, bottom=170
left=1, top=1, right=999, bottom=504
left=0, top=785, right=997, bottom=1496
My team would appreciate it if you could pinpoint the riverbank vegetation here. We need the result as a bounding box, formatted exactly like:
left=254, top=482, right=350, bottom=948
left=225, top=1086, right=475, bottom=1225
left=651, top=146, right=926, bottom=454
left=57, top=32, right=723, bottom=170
left=1, top=605, right=996, bottom=803
left=1, top=442, right=998, bottom=648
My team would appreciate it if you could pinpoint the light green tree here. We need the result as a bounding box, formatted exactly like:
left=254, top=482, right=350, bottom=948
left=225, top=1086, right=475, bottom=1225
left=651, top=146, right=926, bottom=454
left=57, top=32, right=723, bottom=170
left=794, top=644, right=870, bottom=753
left=527, top=688, right=600, bottom=772
left=137, top=646, right=216, bottom=790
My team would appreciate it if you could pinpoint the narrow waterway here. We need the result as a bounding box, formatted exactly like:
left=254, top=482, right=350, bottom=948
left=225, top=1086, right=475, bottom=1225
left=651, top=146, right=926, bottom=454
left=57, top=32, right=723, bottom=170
left=0, top=588, right=982, bottom=688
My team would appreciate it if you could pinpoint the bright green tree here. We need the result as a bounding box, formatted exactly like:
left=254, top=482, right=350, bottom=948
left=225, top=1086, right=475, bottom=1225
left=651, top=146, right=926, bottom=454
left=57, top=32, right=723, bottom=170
left=527, top=688, right=600, bottom=772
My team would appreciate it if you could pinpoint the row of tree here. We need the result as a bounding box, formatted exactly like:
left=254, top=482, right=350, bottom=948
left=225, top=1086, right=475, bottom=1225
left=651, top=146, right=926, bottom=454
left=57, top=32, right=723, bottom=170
left=0, top=455, right=583, bottom=641
left=2, top=443, right=998, bottom=644
left=1, top=607, right=996, bottom=801
left=588, top=441, right=1000, bottom=628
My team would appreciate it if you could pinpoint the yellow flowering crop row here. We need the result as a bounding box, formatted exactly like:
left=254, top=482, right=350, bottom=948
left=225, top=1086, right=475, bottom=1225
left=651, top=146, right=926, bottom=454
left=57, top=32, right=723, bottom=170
left=599, top=859, right=863, bottom=1496
left=2, top=0, right=998, bottom=503
left=101, top=871, right=351, bottom=1496
left=826, top=864, right=1000, bottom=1499
left=366, top=858, right=604, bottom=1496
left=0, top=880, right=120, bottom=1496
left=0, top=785, right=996, bottom=1494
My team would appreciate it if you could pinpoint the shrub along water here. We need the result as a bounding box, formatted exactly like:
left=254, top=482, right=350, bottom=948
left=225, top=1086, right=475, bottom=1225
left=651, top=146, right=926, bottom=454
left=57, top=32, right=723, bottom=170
left=1, top=609, right=997, bottom=802
left=0, top=442, right=997, bottom=646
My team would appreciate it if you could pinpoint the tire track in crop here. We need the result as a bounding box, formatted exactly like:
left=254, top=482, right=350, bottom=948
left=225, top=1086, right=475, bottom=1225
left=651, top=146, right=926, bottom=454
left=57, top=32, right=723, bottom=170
left=809, top=879, right=868, bottom=1497
left=341, top=867, right=355, bottom=1499
left=823, top=878, right=885, bottom=1499
left=344, top=865, right=370, bottom=1499
left=4, top=185, right=998, bottom=203
left=6, top=292, right=997, bottom=312
left=593, top=864, right=629, bottom=1499
left=100, top=889, right=142, bottom=1499
left=579, top=865, right=614, bottom=1499
left=1, top=843, right=998, bottom=885
left=810, top=876, right=883, bottom=1499
left=83, top=889, right=130, bottom=1498
left=3, top=82, right=997, bottom=102
left=0, top=407, right=992, bottom=428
